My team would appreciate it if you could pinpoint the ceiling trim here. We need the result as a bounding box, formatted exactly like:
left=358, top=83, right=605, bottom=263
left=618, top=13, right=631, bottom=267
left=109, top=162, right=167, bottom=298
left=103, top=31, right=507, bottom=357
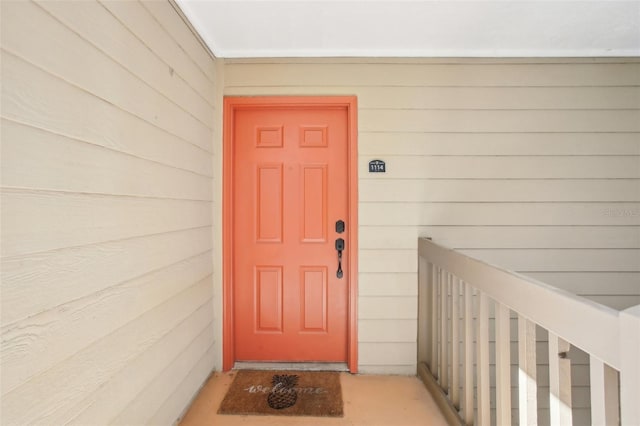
left=214, top=48, right=640, bottom=59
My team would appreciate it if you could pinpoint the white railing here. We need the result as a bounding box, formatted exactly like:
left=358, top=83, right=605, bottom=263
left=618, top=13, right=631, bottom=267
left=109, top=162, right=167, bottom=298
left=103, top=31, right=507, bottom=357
left=417, top=238, right=640, bottom=426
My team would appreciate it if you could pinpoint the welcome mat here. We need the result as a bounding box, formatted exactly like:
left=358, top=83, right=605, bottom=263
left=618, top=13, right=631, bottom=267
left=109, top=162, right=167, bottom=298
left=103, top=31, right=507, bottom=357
left=218, top=370, right=343, bottom=417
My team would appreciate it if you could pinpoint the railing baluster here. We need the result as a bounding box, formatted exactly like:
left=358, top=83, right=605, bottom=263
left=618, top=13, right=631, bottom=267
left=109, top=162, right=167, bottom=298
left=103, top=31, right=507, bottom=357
left=604, top=364, right=620, bottom=426
left=440, top=270, right=449, bottom=392
left=477, top=292, right=490, bottom=426
left=462, top=282, right=474, bottom=425
left=590, top=356, right=620, bottom=426
left=518, top=315, right=538, bottom=426
left=620, top=306, right=640, bottom=425
left=549, top=332, right=572, bottom=426
left=495, top=301, right=512, bottom=426
left=450, top=275, right=460, bottom=408
left=431, top=265, right=439, bottom=379
left=419, top=259, right=431, bottom=370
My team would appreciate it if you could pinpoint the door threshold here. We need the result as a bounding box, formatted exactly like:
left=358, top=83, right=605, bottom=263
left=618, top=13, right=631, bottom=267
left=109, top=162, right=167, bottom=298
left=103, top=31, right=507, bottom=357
left=233, top=362, right=349, bottom=372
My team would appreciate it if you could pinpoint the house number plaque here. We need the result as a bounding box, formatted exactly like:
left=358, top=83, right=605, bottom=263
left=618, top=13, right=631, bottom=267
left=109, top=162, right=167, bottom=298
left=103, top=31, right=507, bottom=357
left=368, top=160, right=386, bottom=173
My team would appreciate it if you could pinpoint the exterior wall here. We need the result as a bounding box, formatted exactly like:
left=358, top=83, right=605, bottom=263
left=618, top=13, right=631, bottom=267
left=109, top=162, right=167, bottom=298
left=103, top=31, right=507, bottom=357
left=1, top=1, right=216, bottom=424
left=223, top=58, right=640, bottom=375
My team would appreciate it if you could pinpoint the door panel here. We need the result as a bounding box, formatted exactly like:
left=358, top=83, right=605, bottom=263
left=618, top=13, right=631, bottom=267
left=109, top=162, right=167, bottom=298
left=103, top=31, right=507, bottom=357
left=233, top=107, right=349, bottom=362
left=301, top=165, right=327, bottom=242
left=300, top=266, right=328, bottom=331
left=256, top=164, right=283, bottom=242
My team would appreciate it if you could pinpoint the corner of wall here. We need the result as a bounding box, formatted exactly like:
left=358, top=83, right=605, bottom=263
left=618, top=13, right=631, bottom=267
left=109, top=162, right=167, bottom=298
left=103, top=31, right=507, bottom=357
left=212, top=56, right=225, bottom=371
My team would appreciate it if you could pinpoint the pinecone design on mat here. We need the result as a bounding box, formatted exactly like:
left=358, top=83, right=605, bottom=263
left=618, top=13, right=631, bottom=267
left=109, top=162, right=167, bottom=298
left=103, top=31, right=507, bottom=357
left=267, top=374, right=299, bottom=409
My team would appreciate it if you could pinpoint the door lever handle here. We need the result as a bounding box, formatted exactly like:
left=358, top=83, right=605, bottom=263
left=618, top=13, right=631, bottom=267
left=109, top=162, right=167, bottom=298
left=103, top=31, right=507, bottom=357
left=335, top=238, right=345, bottom=279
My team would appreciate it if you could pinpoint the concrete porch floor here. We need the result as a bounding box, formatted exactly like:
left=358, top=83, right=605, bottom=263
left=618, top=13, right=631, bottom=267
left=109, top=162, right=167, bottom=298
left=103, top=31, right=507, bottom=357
left=178, top=371, right=448, bottom=426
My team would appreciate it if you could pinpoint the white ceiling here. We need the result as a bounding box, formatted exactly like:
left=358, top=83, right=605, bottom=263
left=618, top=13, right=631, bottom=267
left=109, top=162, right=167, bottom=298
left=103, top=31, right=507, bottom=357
left=175, top=1, right=640, bottom=58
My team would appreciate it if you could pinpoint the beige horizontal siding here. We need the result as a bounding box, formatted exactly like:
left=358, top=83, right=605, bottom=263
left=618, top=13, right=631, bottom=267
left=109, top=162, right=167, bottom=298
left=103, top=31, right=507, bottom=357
left=38, top=0, right=214, bottom=125
left=359, top=319, right=418, bottom=343
left=227, top=85, right=640, bottom=109
left=225, top=62, right=640, bottom=87
left=359, top=273, right=418, bottom=297
left=359, top=156, right=640, bottom=178
left=225, top=57, right=640, bottom=375
left=2, top=2, right=211, bottom=151
left=2, top=281, right=212, bottom=425
left=358, top=132, right=640, bottom=156
left=2, top=253, right=212, bottom=393
left=359, top=297, right=417, bottom=320
left=358, top=342, right=417, bottom=375
left=74, top=305, right=214, bottom=424
left=1, top=230, right=212, bottom=326
left=2, top=120, right=212, bottom=199
left=527, top=272, right=640, bottom=295
left=361, top=180, right=640, bottom=202
left=361, top=226, right=640, bottom=249
left=2, top=51, right=212, bottom=176
left=1, top=190, right=212, bottom=256
left=361, top=109, right=640, bottom=133
left=146, top=339, right=216, bottom=424
left=98, top=0, right=214, bottom=101
left=139, top=0, right=216, bottom=83
left=1, top=1, right=215, bottom=425
left=460, top=248, right=640, bottom=271
left=360, top=203, right=640, bottom=226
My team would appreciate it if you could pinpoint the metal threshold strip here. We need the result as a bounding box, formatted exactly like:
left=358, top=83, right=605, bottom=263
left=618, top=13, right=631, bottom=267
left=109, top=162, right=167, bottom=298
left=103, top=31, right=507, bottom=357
left=234, top=362, right=349, bottom=372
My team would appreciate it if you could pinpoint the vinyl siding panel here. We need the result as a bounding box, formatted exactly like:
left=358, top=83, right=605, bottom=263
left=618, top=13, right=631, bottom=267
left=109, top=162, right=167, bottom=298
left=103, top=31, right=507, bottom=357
left=2, top=281, right=211, bottom=425
left=224, top=57, right=640, bottom=376
left=0, top=1, right=216, bottom=424
left=360, top=226, right=640, bottom=248
left=1, top=190, right=212, bottom=257
left=38, top=0, right=214, bottom=126
left=358, top=273, right=418, bottom=296
left=2, top=119, right=212, bottom=199
left=357, top=132, right=640, bottom=156
left=98, top=0, right=214, bottom=102
left=1, top=253, right=213, bottom=394
left=226, top=85, right=640, bottom=110
left=358, top=156, right=640, bottom=179
left=224, top=61, right=640, bottom=87
left=360, top=203, right=640, bottom=226
left=2, top=48, right=212, bottom=176
left=2, top=1, right=211, bottom=152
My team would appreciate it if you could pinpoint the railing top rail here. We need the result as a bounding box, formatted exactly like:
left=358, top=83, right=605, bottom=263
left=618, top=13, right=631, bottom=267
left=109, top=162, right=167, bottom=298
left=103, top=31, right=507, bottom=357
left=419, top=238, right=622, bottom=369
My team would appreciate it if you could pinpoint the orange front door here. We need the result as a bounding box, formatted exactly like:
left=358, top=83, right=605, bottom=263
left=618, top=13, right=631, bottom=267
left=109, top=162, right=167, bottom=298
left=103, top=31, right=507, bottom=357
left=231, top=103, right=350, bottom=362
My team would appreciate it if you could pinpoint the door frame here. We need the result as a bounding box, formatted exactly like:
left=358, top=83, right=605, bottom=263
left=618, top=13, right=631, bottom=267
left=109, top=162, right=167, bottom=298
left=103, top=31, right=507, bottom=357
left=222, top=96, right=358, bottom=372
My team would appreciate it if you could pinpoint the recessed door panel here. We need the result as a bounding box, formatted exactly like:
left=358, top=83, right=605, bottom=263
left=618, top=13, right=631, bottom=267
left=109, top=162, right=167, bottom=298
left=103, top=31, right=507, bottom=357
left=255, top=266, right=283, bottom=332
left=256, top=164, right=283, bottom=243
left=301, top=266, right=328, bottom=332
left=300, top=125, right=328, bottom=147
left=301, top=165, right=327, bottom=243
left=256, top=126, right=283, bottom=147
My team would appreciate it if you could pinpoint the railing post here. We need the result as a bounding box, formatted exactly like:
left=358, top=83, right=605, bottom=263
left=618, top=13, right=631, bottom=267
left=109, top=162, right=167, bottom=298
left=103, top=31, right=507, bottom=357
left=462, top=282, right=474, bottom=425
left=549, top=332, right=572, bottom=426
left=476, top=292, right=490, bottom=426
left=518, top=315, right=538, bottom=426
left=495, top=302, right=512, bottom=426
